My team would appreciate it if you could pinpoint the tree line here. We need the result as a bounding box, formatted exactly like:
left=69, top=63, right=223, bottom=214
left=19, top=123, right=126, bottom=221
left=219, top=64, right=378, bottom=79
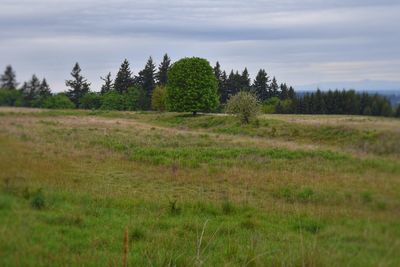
left=1, top=55, right=399, bottom=118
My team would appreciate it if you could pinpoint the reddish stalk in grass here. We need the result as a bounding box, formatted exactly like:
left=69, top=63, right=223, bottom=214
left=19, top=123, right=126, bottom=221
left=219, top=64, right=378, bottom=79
left=123, top=226, right=129, bottom=267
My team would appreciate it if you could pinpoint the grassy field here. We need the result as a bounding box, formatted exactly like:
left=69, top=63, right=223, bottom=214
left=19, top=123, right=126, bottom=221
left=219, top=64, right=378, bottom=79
left=0, top=107, right=399, bottom=266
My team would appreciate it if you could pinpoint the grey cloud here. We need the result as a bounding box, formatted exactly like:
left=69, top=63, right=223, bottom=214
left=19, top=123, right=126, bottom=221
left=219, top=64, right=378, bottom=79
left=0, top=0, right=399, bottom=91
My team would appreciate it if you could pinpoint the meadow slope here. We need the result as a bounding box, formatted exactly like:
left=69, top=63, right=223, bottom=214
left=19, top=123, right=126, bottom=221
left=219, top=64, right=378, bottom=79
left=0, top=107, right=399, bottom=266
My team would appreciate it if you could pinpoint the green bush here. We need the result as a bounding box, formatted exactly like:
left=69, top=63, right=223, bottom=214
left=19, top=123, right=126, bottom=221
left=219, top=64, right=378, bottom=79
left=0, top=88, right=23, bottom=106
left=225, top=91, right=260, bottom=124
left=151, top=85, right=167, bottom=112
left=42, top=94, right=75, bottom=109
left=100, top=91, right=125, bottom=110
left=166, top=57, right=219, bottom=114
left=261, top=97, right=280, bottom=114
left=80, top=92, right=102, bottom=109
left=125, top=86, right=147, bottom=111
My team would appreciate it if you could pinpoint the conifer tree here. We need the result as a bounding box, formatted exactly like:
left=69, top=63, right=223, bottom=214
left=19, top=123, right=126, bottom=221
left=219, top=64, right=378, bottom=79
left=269, top=77, right=279, bottom=98
left=0, top=65, right=18, bottom=90
left=114, top=59, right=133, bottom=94
left=136, top=57, right=156, bottom=108
left=156, top=53, right=171, bottom=85
left=252, top=69, right=269, bottom=101
left=38, top=78, right=51, bottom=97
left=396, top=104, right=400, bottom=118
left=100, top=72, right=113, bottom=95
left=65, top=63, right=91, bottom=107
left=21, top=74, right=41, bottom=105
left=279, top=83, right=289, bottom=100
left=240, top=68, right=251, bottom=91
left=288, top=86, right=295, bottom=99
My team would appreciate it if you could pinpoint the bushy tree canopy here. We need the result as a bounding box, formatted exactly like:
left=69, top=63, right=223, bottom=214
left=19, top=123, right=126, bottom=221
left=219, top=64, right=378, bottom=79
left=225, top=91, right=260, bottom=123
left=166, top=57, right=219, bottom=114
left=151, top=85, right=167, bottom=112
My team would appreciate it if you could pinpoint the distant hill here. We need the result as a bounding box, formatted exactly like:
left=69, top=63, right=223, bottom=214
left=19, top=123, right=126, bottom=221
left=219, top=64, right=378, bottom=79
left=296, top=80, right=400, bottom=92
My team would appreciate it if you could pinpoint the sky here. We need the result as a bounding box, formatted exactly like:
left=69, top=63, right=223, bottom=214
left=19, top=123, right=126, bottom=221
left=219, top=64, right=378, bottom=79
left=1, top=0, right=400, bottom=92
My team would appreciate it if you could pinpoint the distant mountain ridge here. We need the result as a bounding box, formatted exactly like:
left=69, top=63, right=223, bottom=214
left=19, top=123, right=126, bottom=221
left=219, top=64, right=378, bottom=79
left=296, top=80, right=400, bottom=93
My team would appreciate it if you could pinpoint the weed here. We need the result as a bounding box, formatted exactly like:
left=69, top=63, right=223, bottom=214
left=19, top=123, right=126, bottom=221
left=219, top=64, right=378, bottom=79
left=361, top=191, right=373, bottom=204
left=222, top=200, right=235, bottom=215
left=30, top=189, right=45, bottom=210
left=168, top=199, right=181, bottom=215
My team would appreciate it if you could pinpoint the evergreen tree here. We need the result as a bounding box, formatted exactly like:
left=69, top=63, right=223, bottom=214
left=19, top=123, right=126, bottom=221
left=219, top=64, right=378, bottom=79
left=252, top=69, right=269, bottom=101
left=219, top=70, right=229, bottom=104
left=100, top=72, right=113, bottom=95
left=269, top=77, right=279, bottom=98
left=65, top=63, right=91, bottom=107
left=288, top=86, right=295, bottom=99
left=156, top=54, right=171, bottom=85
left=240, top=68, right=251, bottom=91
left=1, top=65, right=18, bottom=90
left=136, top=57, right=156, bottom=108
left=114, top=59, right=133, bottom=94
left=38, top=78, right=51, bottom=97
left=214, top=62, right=228, bottom=104
left=279, top=83, right=289, bottom=100
left=21, top=74, right=41, bottom=105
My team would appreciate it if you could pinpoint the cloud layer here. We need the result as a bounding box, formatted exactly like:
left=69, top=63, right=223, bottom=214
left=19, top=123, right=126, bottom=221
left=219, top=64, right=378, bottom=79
left=1, top=0, right=399, bottom=91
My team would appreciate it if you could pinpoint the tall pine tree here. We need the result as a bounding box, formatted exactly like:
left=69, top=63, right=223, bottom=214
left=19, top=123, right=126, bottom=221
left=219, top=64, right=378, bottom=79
left=136, top=57, right=156, bottom=109
left=156, top=54, right=171, bottom=85
left=38, top=78, right=51, bottom=97
left=100, top=72, right=113, bottom=95
left=269, top=77, right=279, bottom=98
left=1, top=65, right=18, bottom=90
left=65, top=63, right=91, bottom=107
left=213, top=62, right=227, bottom=104
left=21, top=74, right=41, bottom=105
left=252, top=69, right=269, bottom=101
left=114, top=59, right=133, bottom=94
left=240, top=68, right=251, bottom=91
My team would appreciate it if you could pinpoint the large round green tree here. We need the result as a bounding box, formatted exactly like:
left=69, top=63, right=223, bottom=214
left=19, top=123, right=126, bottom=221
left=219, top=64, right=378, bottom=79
left=166, top=57, right=219, bottom=114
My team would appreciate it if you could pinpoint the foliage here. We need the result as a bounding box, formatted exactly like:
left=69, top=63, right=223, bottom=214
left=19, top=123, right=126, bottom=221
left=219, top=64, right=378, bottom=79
left=262, top=97, right=280, bottom=114
left=292, top=90, right=395, bottom=116
left=156, top=53, right=171, bottom=86
left=100, top=72, right=113, bottom=95
left=0, top=88, right=23, bottom=106
left=125, top=86, right=147, bottom=111
left=114, top=59, right=133, bottom=94
left=65, top=63, right=91, bottom=107
left=0, top=65, right=18, bottom=90
left=135, top=57, right=156, bottom=109
left=166, top=57, right=219, bottom=114
left=151, top=85, right=167, bottom=112
left=42, top=94, right=75, bottom=109
left=225, top=91, right=260, bottom=123
left=80, top=92, right=102, bottom=109
left=100, top=91, right=125, bottom=110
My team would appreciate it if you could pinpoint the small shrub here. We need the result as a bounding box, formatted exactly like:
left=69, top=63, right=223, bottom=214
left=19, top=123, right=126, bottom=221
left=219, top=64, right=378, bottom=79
left=31, top=189, right=45, bottom=210
left=297, top=187, right=315, bottom=202
left=130, top=227, right=146, bottom=241
left=225, top=91, right=260, bottom=124
left=293, top=216, right=324, bottom=234
left=42, top=94, right=75, bottom=109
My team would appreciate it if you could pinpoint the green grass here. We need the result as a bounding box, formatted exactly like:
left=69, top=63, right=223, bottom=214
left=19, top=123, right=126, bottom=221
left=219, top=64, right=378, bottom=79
left=0, top=107, right=400, bottom=266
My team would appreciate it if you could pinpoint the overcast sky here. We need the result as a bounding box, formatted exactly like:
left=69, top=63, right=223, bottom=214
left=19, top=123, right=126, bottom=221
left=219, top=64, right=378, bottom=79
left=1, top=0, right=399, bottom=92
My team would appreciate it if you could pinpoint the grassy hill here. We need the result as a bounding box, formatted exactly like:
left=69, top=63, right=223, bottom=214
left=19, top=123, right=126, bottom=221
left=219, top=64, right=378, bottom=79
left=1, top=107, right=399, bottom=266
